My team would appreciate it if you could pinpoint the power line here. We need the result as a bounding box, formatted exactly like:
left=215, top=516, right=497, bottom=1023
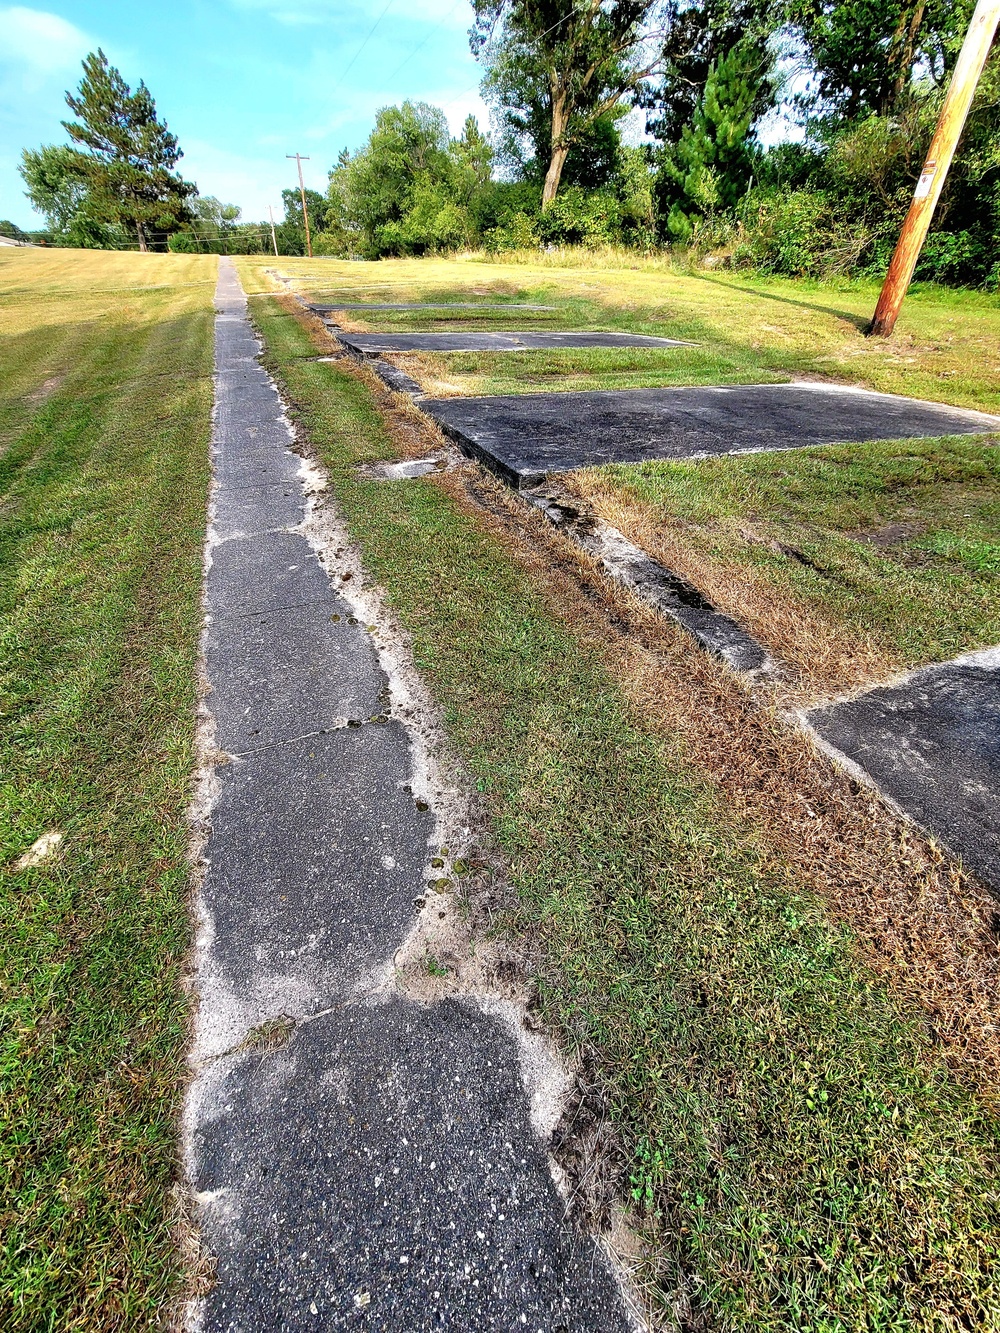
left=330, top=0, right=398, bottom=96
left=383, top=0, right=465, bottom=86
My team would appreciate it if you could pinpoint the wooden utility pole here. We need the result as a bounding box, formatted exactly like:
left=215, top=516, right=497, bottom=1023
left=268, top=204, right=279, bottom=257
left=867, top=0, right=1000, bottom=336
left=286, top=153, right=313, bottom=259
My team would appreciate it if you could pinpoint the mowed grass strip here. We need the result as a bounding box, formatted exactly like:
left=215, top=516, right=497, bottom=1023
left=254, top=295, right=1000, bottom=1332
left=249, top=252, right=1000, bottom=412
left=0, top=250, right=215, bottom=1329
left=565, top=438, right=1000, bottom=687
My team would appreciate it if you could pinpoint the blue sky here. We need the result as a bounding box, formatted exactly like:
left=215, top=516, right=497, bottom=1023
left=0, top=0, right=489, bottom=228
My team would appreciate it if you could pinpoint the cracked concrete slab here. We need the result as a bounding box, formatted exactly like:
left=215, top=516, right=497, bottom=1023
left=191, top=999, right=625, bottom=1333
left=204, top=603, right=384, bottom=752
left=184, top=258, right=634, bottom=1330
left=212, top=482, right=305, bottom=539
left=206, top=530, right=333, bottom=616
left=423, top=382, right=1000, bottom=487
left=337, top=330, right=689, bottom=354
left=807, top=648, right=1000, bottom=896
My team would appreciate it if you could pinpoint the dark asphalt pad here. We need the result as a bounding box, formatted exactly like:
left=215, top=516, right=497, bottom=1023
left=207, top=531, right=333, bottom=617
left=194, top=998, right=631, bottom=1332
left=423, top=383, right=1000, bottom=487
left=202, top=728, right=433, bottom=1005
left=338, top=330, right=688, bottom=354
left=213, top=482, right=305, bottom=539
left=808, top=656, right=1000, bottom=895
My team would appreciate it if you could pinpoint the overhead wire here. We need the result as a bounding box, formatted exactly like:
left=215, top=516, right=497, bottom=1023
left=329, top=0, right=399, bottom=97
left=382, top=0, right=467, bottom=87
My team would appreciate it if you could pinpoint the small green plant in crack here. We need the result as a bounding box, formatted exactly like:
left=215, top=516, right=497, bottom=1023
left=424, top=955, right=450, bottom=978
left=244, top=1015, right=296, bottom=1052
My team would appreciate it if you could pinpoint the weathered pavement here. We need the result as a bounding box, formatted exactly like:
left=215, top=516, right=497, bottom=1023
left=808, top=648, right=1000, bottom=897
left=335, top=331, right=689, bottom=355
left=184, top=259, right=633, bottom=1330
left=423, top=382, right=1000, bottom=488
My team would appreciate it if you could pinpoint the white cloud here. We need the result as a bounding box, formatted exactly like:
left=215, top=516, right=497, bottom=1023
left=179, top=138, right=328, bottom=221
left=0, top=6, right=93, bottom=73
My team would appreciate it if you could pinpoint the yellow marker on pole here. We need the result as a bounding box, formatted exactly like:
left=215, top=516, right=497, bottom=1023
left=867, top=0, right=1000, bottom=337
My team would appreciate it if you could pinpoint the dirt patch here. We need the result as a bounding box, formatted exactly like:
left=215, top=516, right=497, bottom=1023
left=26, top=373, right=65, bottom=403
left=853, top=520, right=927, bottom=547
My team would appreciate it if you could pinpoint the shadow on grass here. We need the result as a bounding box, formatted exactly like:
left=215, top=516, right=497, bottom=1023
left=692, top=272, right=872, bottom=331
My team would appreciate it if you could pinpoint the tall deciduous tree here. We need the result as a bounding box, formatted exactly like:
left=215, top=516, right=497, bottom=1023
left=471, top=0, right=662, bottom=207
left=62, top=50, right=194, bottom=251
left=789, top=0, right=975, bottom=116
left=328, top=102, right=489, bottom=257
left=19, top=144, right=123, bottom=247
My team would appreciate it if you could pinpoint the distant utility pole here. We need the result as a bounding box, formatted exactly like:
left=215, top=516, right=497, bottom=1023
left=286, top=153, right=313, bottom=259
left=867, top=0, right=1000, bottom=337
left=268, top=204, right=279, bottom=257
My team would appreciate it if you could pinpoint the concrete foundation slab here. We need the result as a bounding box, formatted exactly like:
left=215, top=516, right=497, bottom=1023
left=808, top=649, right=1000, bottom=895
left=205, top=602, right=384, bottom=751
left=338, top=330, right=689, bottom=354
left=200, top=726, right=431, bottom=1010
left=423, top=382, right=1000, bottom=487
left=212, top=481, right=305, bottom=539
left=188, top=259, right=633, bottom=1330
left=206, top=528, right=336, bottom=619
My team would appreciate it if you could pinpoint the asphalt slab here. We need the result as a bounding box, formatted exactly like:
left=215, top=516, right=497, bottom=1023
left=336, top=331, right=689, bottom=354
left=808, top=649, right=1000, bottom=897
left=185, top=259, right=633, bottom=1331
left=422, top=382, right=1000, bottom=487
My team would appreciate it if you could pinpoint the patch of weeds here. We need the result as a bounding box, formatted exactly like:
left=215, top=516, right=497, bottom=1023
left=571, top=436, right=1000, bottom=673
left=243, top=1016, right=296, bottom=1053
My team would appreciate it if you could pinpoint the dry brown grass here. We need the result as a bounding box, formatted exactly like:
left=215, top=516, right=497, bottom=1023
left=562, top=477, right=901, bottom=699
left=314, top=341, right=1000, bottom=1100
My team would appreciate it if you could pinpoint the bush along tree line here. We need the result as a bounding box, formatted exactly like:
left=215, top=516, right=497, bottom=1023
left=301, top=0, right=1000, bottom=285
left=17, top=4, right=1000, bottom=286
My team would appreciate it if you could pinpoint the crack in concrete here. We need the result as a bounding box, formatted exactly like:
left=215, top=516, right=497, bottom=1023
left=180, top=259, right=642, bottom=1333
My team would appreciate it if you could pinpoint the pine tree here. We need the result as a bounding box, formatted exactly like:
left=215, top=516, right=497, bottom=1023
left=62, top=51, right=194, bottom=251
left=663, top=41, right=770, bottom=241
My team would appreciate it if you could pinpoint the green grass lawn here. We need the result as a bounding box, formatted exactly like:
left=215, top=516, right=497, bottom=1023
left=252, top=291, right=1000, bottom=1332
left=568, top=437, right=1000, bottom=688
left=249, top=252, right=1000, bottom=411
left=0, top=248, right=215, bottom=1328
left=248, top=254, right=1000, bottom=687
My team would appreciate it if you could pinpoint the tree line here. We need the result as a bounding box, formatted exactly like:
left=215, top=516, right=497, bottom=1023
left=16, top=3, right=1000, bottom=286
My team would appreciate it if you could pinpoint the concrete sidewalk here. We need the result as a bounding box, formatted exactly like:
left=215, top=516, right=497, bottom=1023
left=182, top=259, right=633, bottom=1331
